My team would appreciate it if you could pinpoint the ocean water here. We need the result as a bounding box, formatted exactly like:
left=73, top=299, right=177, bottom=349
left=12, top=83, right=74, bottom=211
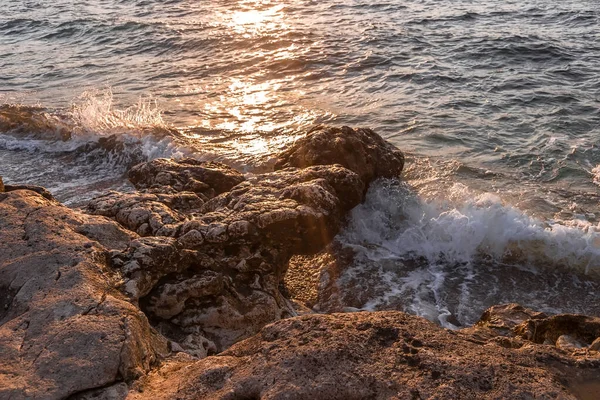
left=1, top=0, right=599, bottom=325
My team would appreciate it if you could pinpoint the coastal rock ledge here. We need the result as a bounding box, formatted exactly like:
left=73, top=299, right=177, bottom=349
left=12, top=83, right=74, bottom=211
left=0, top=126, right=599, bottom=400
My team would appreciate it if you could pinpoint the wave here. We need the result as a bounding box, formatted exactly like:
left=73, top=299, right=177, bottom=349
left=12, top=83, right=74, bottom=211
left=342, top=179, right=600, bottom=274
left=330, top=179, right=600, bottom=328
left=0, top=90, right=187, bottom=204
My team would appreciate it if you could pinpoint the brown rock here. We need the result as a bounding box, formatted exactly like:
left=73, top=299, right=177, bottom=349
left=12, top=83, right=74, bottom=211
left=275, top=125, right=405, bottom=186
left=129, top=311, right=590, bottom=400
left=87, top=192, right=185, bottom=237
left=0, top=176, right=4, bottom=192
left=128, top=158, right=244, bottom=197
left=111, top=165, right=364, bottom=352
left=0, top=189, right=167, bottom=399
left=514, top=313, right=600, bottom=348
left=4, top=183, right=55, bottom=201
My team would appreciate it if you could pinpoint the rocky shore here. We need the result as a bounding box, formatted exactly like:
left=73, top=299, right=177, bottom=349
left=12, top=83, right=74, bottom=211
left=1, top=126, right=599, bottom=399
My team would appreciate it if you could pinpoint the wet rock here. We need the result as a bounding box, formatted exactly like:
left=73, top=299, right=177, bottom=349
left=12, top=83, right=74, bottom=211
left=129, top=311, right=587, bottom=400
left=0, top=190, right=167, bottom=400
left=128, top=158, right=244, bottom=197
left=475, top=303, right=548, bottom=335
left=514, top=313, right=600, bottom=348
left=88, top=126, right=404, bottom=354
left=275, top=125, right=405, bottom=186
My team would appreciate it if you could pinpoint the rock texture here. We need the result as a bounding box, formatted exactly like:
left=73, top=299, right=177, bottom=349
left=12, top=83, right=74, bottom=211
left=128, top=158, right=245, bottom=198
left=102, top=165, right=366, bottom=352
left=0, top=189, right=168, bottom=400
left=129, top=308, right=600, bottom=400
left=275, top=125, right=405, bottom=185
left=84, top=126, right=405, bottom=353
left=4, top=125, right=600, bottom=400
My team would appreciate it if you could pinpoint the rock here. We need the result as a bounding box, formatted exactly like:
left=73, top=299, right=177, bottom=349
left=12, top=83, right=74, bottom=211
left=102, top=163, right=366, bottom=352
left=514, top=313, right=600, bottom=349
left=87, top=192, right=185, bottom=236
left=4, top=183, right=56, bottom=201
left=69, top=382, right=128, bottom=400
left=128, top=158, right=244, bottom=198
left=129, top=311, right=593, bottom=400
left=275, top=125, right=405, bottom=186
left=591, top=337, right=600, bottom=352
left=0, top=190, right=168, bottom=400
left=95, top=127, right=406, bottom=354
left=475, top=303, right=548, bottom=335
left=110, top=237, right=197, bottom=300
left=556, top=335, right=585, bottom=352
left=0, top=176, right=4, bottom=192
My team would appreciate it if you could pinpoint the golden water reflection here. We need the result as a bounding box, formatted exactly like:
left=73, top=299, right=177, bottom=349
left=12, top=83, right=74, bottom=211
left=180, top=1, right=332, bottom=160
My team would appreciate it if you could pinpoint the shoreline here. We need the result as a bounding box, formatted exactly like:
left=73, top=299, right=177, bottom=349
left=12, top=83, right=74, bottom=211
left=1, top=126, right=599, bottom=399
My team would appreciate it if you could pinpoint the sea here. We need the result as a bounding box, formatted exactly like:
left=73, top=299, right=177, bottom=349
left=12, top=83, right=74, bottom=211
left=1, top=0, right=599, bottom=327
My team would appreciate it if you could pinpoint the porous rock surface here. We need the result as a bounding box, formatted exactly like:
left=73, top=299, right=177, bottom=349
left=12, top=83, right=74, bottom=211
left=129, top=308, right=600, bottom=400
left=84, top=126, right=405, bottom=353
left=275, top=125, right=405, bottom=185
left=0, top=189, right=168, bottom=400
left=104, top=164, right=366, bottom=352
left=14, top=127, right=600, bottom=399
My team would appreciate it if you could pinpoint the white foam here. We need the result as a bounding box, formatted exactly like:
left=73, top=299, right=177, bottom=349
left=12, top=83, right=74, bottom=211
left=341, top=180, right=600, bottom=275
left=67, top=88, right=167, bottom=137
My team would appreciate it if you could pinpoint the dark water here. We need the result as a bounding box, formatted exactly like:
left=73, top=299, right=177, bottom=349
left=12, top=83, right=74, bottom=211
left=1, top=0, right=600, bottom=325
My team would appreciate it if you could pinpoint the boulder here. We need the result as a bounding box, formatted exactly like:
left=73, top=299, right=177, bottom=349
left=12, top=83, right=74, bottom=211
left=109, top=165, right=365, bottom=352
left=128, top=158, right=244, bottom=198
left=0, top=190, right=168, bottom=400
left=91, top=126, right=406, bottom=354
left=129, top=311, right=599, bottom=400
left=275, top=125, right=405, bottom=186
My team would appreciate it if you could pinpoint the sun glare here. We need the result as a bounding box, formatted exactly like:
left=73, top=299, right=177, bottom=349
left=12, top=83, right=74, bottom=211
left=227, top=3, right=286, bottom=35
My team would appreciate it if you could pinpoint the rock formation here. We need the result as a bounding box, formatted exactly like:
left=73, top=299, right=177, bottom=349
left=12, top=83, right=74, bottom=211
left=275, top=125, right=405, bottom=185
left=130, top=308, right=600, bottom=400
left=2, top=127, right=599, bottom=400
left=0, top=189, right=167, bottom=400
left=83, top=126, right=404, bottom=353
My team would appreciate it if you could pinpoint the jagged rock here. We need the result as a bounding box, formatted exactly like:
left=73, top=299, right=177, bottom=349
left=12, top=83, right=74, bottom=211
left=111, top=237, right=197, bottom=300
left=88, top=126, right=405, bottom=354
left=128, top=158, right=244, bottom=197
left=275, top=125, right=405, bottom=186
left=514, top=313, right=600, bottom=349
left=87, top=192, right=185, bottom=236
left=129, top=311, right=598, bottom=400
left=0, top=189, right=168, bottom=400
left=112, top=165, right=365, bottom=351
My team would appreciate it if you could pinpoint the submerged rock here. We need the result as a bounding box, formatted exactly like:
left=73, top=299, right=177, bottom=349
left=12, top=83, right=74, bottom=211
left=0, top=190, right=168, bottom=400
